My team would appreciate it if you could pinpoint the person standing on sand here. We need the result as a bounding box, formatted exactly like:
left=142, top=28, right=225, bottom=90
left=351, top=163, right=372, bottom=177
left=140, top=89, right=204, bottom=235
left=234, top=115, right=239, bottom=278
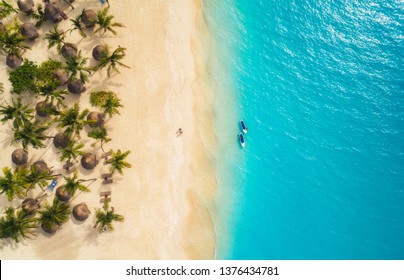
left=177, top=128, right=183, bottom=135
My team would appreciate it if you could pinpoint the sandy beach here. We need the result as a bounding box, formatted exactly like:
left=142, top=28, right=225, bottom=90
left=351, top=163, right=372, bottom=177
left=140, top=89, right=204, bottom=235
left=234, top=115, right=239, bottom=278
left=0, top=0, right=216, bottom=259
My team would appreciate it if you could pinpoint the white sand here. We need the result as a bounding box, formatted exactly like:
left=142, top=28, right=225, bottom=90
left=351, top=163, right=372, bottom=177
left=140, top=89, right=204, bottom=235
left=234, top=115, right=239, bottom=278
left=0, top=0, right=216, bottom=259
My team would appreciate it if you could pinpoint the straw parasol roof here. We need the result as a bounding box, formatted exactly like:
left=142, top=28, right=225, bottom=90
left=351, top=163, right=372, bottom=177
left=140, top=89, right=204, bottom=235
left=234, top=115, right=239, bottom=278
left=92, top=45, right=108, bottom=61
left=73, top=203, right=91, bottom=221
left=87, top=112, right=104, bottom=127
left=81, top=9, right=97, bottom=28
left=81, top=153, right=98, bottom=170
left=11, top=149, right=28, bottom=166
left=33, top=160, right=48, bottom=175
left=53, top=132, right=70, bottom=149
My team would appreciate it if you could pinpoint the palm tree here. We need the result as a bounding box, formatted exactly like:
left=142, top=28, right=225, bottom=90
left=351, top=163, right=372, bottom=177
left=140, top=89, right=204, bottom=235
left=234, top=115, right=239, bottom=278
left=44, top=26, right=76, bottom=58
left=64, top=51, right=91, bottom=83
left=44, top=26, right=65, bottom=52
left=0, top=97, right=34, bottom=127
left=0, top=29, right=29, bottom=68
left=56, top=102, right=89, bottom=138
left=105, top=149, right=132, bottom=175
left=38, top=197, right=70, bottom=234
left=55, top=171, right=95, bottom=202
left=0, top=167, right=28, bottom=201
left=93, top=46, right=130, bottom=77
left=93, top=7, right=125, bottom=35
left=30, top=3, right=46, bottom=27
left=59, top=141, right=85, bottom=164
left=67, top=15, right=86, bottom=38
left=88, top=127, right=111, bottom=152
left=24, top=164, right=57, bottom=191
left=101, top=94, right=122, bottom=118
left=0, top=27, right=30, bottom=54
left=0, top=0, right=18, bottom=18
left=38, top=88, right=67, bottom=110
left=0, top=207, right=38, bottom=243
left=12, top=119, right=50, bottom=150
left=93, top=201, right=123, bottom=233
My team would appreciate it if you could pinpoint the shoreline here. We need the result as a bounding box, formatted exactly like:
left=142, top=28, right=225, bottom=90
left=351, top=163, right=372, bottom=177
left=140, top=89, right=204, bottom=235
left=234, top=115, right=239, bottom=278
left=0, top=0, right=216, bottom=259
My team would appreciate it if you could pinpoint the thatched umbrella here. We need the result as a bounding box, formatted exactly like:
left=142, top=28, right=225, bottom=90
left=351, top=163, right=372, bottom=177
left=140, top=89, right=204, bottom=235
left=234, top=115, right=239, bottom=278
left=55, top=186, right=70, bottom=202
left=81, top=9, right=97, bottom=28
left=6, top=54, right=23, bottom=69
left=53, top=132, right=70, bottom=149
left=41, top=223, right=58, bottom=234
left=73, top=203, right=90, bottom=221
left=33, top=160, right=48, bottom=175
left=36, top=101, right=53, bottom=117
left=81, top=153, right=98, bottom=170
left=92, top=45, right=108, bottom=61
left=12, top=149, right=28, bottom=166
left=21, top=198, right=40, bottom=215
left=61, top=43, right=77, bottom=59
left=87, top=112, right=104, bottom=128
left=44, top=3, right=63, bottom=23
left=67, top=79, right=86, bottom=94
left=52, top=68, right=69, bottom=85
left=17, top=0, right=34, bottom=14
left=20, top=22, right=39, bottom=40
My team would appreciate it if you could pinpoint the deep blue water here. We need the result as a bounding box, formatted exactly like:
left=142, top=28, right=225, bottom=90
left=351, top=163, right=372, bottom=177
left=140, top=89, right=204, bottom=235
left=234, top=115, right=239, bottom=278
left=206, top=0, right=404, bottom=259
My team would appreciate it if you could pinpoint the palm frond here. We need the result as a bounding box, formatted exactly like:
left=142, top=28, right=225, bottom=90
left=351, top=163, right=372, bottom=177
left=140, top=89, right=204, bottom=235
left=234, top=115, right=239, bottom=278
left=105, top=149, right=132, bottom=175
left=0, top=207, right=38, bottom=242
left=93, top=201, right=123, bottom=232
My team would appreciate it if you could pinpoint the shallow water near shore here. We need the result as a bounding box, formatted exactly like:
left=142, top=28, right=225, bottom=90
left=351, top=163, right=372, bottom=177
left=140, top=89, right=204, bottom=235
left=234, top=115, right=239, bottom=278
left=207, top=0, right=404, bottom=259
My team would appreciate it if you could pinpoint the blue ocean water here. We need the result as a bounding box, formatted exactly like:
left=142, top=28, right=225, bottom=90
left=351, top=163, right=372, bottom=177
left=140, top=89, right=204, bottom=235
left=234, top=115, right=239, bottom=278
left=206, top=0, right=404, bottom=259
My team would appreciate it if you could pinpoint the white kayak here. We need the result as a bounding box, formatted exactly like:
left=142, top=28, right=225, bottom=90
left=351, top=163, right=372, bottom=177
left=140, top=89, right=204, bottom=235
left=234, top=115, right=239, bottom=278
left=240, top=120, right=248, bottom=134
left=239, top=133, right=245, bottom=147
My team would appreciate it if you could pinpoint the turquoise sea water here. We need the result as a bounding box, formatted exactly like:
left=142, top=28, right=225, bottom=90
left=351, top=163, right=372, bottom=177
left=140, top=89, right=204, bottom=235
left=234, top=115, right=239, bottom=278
left=206, top=0, right=404, bottom=259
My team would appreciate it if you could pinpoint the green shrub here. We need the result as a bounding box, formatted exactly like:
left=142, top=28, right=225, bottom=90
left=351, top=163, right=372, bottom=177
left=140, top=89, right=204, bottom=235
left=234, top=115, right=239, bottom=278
left=37, top=59, right=62, bottom=82
left=8, top=60, right=38, bottom=94
left=89, top=90, right=116, bottom=107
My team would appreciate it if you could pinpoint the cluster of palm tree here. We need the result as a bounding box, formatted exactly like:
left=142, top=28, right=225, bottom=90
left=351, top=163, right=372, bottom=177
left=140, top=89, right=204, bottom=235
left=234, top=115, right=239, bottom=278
left=87, top=90, right=122, bottom=151
left=0, top=162, right=56, bottom=201
left=0, top=207, right=38, bottom=243
left=0, top=0, right=75, bottom=68
left=0, top=1, right=131, bottom=243
left=0, top=20, right=30, bottom=68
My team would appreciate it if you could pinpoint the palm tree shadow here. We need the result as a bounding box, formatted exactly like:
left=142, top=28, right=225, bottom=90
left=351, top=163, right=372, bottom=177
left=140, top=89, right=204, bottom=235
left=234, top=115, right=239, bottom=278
left=0, top=132, right=12, bottom=149
left=0, top=238, right=17, bottom=250
left=82, top=224, right=100, bottom=246
left=90, top=77, right=122, bottom=89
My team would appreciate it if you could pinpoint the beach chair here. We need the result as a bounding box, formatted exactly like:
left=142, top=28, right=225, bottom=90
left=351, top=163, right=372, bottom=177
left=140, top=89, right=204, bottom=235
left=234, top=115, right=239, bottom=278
left=101, top=173, right=112, bottom=179
left=102, top=178, right=113, bottom=184
left=100, top=191, right=111, bottom=197
left=101, top=151, right=111, bottom=159
left=47, top=179, right=58, bottom=192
